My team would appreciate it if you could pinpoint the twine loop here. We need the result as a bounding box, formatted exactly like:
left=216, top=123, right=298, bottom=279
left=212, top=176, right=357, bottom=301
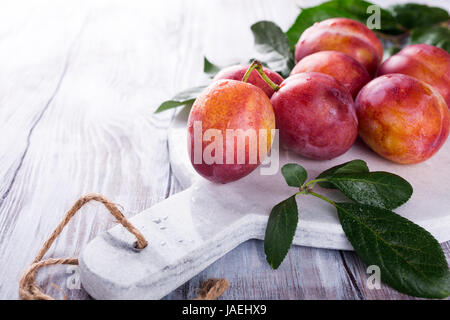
left=19, top=193, right=147, bottom=300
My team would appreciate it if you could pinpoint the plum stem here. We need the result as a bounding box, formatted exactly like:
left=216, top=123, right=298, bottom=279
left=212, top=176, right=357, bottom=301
left=309, top=192, right=336, bottom=207
left=242, top=60, right=281, bottom=91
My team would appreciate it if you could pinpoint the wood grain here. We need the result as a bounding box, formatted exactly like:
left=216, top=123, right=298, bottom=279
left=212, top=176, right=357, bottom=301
left=0, top=0, right=448, bottom=300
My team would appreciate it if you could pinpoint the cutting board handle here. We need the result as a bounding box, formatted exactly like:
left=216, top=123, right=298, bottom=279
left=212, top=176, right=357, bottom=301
left=79, top=186, right=261, bottom=299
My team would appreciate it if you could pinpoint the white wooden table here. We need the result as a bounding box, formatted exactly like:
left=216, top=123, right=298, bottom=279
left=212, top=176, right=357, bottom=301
left=0, top=0, right=448, bottom=300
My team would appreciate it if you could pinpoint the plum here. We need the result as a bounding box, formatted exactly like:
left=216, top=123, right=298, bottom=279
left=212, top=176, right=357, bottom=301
left=355, top=74, right=450, bottom=164
left=378, top=44, right=450, bottom=108
left=295, top=18, right=383, bottom=77
left=270, top=72, right=358, bottom=160
left=213, top=64, right=284, bottom=98
left=187, top=79, right=275, bottom=183
left=291, top=51, right=371, bottom=98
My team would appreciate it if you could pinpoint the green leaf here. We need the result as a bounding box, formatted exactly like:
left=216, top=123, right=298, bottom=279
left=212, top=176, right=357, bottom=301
left=286, top=0, right=402, bottom=50
left=264, top=196, right=298, bottom=269
left=388, top=3, right=449, bottom=29
left=316, top=160, right=369, bottom=189
left=281, top=163, right=307, bottom=187
left=203, top=57, right=221, bottom=78
left=251, top=21, right=295, bottom=78
left=410, top=26, right=450, bottom=53
left=286, top=4, right=355, bottom=50
left=327, top=172, right=413, bottom=209
left=384, top=45, right=402, bottom=59
left=154, top=86, right=206, bottom=113
left=337, top=202, right=450, bottom=298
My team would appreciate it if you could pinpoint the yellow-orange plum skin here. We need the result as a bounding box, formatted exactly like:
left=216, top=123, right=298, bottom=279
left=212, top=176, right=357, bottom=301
left=270, top=72, right=358, bottom=160
left=378, top=44, right=450, bottom=108
left=355, top=74, right=450, bottom=164
left=187, top=79, right=275, bottom=184
left=295, top=18, right=383, bottom=77
left=291, top=51, right=371, bottom=98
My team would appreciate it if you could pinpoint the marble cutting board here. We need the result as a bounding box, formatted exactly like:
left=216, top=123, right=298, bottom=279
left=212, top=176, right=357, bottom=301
left=79, top=106, right=450, bottom=299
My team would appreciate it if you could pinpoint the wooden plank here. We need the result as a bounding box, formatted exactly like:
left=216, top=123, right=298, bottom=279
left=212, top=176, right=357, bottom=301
left=0, top=1, right=192, bottom=299
left=165, top=239, right=450, bottom=300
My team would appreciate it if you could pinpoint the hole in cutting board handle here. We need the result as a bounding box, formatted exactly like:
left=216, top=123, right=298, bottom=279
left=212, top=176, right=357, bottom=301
left=132, top=240, right=146, bottom=252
